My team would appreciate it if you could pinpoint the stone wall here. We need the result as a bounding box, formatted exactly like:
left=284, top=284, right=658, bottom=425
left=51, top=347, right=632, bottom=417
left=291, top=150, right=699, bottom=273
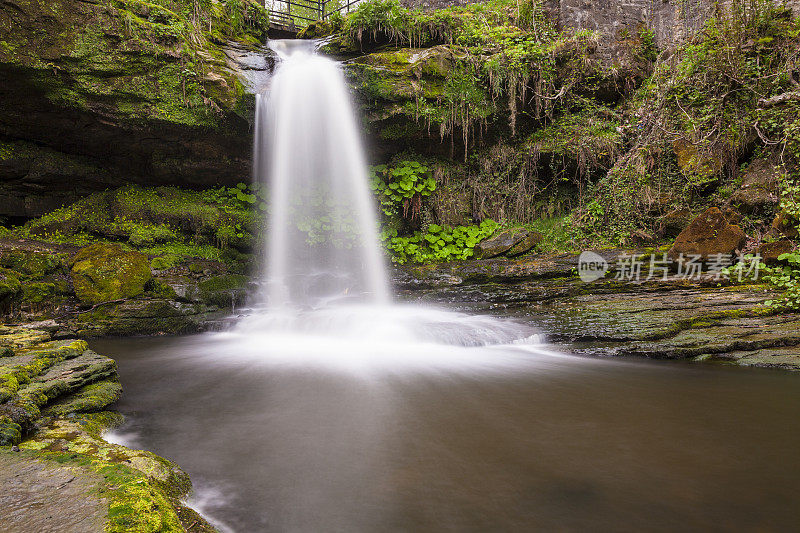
left=402, top=0, right=800, bottom=61
left=547, top=0, right=797, bottom=58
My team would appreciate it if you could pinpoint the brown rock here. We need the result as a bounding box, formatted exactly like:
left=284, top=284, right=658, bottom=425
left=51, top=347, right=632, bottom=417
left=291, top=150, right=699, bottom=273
left=727, top=157, right=780, bottom=214
left=668, top=207, right=747, bottom=260
left=772, top=211, right=800, bottom=239
left=757, top=240, right=795, bottom=265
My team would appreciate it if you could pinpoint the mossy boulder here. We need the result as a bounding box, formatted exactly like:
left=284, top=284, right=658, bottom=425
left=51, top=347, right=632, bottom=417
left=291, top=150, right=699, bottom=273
left=74, top=299, right=213, bottom=337
left=507, top=230, right=544, bottom=257
left=0, top=249, right=64, bottom=277
left=198, top=274, right=249, bottom=308
left=43, top=379, right=122, bottom=417
left=0, top=268, right=21, bottom=302
left=667, top=207, right=746, bottom=260
left=757, top=239, right=795, bottom=265
left=772, top=210, right=799, bottom=239
left=0, top=0, right=270, bottom=217
left=0, top=416, right=22, bottom=446
left=70, top=243, right=152, bottom=305
left=475, top=227, right=536, bottom=259
left=672, top=138, right=723, bottom=189
left=658, top=208, right=692, bottom=238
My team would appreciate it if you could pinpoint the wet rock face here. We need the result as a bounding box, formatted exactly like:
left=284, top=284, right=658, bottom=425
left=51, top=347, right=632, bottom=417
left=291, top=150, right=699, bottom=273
left=758, top=240, right=795, bottom=265
left=545, top=0, right=800, bottom=62
left=772, top=211, right=800, bottom=239
left=344, top=45, right=470, bottom=154
left=668, top=207, right=746, bottom=260
left=398, top=252, right=800, bottom=371
left=70, top=243, right=152, bottom=305
left=0, top=334, right=118, bottom=446
left=658, top=208, right=692, bottom=238
left=0, top=0, right=260, bottom=218
left=0, top=325, right=213, bottom=532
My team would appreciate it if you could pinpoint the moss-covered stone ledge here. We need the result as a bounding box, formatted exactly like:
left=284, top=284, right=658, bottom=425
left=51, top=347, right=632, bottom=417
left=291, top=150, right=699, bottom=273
left=0, top=327, right=215, bottom=532
left=0, top=328, right=119, bottom=445
left=398, top=252, right=800, bottom=371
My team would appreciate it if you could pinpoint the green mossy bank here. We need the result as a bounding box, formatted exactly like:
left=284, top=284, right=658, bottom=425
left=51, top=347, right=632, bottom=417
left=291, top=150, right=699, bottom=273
left=311, top=0, right=800, bottom=261
left=0, top=0, right=270, bottom=217
left=0, top=327, right=215, bottom=532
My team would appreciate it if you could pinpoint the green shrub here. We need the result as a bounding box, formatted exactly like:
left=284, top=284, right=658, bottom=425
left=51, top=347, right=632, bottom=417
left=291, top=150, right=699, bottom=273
left=763, top=252, right=800, bottom=310
left=385, top=219, right=500, bottom=263
left=370, top=160, right=436, bottom=219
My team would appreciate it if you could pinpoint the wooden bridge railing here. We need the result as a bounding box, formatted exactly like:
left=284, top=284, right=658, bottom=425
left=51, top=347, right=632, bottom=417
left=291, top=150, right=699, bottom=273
left=265, top=0, right=362, bottom=31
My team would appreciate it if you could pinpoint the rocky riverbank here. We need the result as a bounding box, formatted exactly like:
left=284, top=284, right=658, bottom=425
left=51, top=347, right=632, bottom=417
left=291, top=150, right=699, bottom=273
left=0, top=326, right=215, bottom=532
left=399, top=254, right=800, bottom=370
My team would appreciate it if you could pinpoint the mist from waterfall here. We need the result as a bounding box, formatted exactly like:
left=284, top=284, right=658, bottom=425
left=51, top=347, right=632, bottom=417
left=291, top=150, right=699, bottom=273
left=253, top=40, right=389, bottom=309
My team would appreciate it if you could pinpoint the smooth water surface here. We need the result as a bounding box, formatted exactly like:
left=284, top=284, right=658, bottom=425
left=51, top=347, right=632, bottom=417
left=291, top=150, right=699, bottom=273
left=94, top=329, right=800, bottom=533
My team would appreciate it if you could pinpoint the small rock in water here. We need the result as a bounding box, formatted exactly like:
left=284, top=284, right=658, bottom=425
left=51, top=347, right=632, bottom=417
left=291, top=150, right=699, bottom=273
left=11, top=445, right=20, bottom=452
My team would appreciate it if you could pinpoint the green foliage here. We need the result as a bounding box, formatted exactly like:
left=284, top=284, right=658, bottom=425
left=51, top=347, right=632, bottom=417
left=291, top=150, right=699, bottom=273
left=778, top=173, right=800, bottom=228
left=385, top=219, right=500, bottom=263
left=762, top=252, right=800, bottom=310
left=16, top=185, right=261, bottom=266
left=370, top=160, right=436, bottom=218
left=725, top=251, right=800, bottom=310
left=574, top=1, right=800, bottom=244
left=149, top=254, right=183, bottom=270
left=203, top=182, right=268, bottom=213
left=339, top=0, right=601, bottom=140
left=343, top=0, right=551, bottom=49
left=525, top=216, right=573, bottom=253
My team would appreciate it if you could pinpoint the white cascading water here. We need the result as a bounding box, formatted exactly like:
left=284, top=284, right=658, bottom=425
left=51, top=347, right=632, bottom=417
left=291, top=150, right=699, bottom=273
left=254, top=40, right=389, bottom=308
left=230, top=40, right=544, bottom=364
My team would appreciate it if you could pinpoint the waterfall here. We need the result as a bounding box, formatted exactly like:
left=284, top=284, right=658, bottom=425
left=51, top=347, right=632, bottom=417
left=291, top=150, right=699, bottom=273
left=253, top=40, right=390, bottom=309
left=235, top=39, right=540, bottom=348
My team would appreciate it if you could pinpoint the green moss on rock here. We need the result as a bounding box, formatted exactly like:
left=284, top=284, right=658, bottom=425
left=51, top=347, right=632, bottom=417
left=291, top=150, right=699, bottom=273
left=198, top=273, right=248, bottom=307
left=0, top=416, right=22, bottom=446
left=43, top=380, right=122, bottom=417
left=70, top=243, right=152, bottom=304
left=0, top=250, right=65, bottom=277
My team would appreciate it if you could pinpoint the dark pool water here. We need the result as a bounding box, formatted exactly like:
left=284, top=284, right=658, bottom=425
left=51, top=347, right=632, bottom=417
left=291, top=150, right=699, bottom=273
left=92, top=333, right=800, bottom=533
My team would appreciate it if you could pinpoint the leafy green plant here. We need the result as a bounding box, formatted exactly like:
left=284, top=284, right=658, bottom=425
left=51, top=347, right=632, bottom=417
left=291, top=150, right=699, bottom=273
left=726, top=251, right=800, bottom=310
left=778, top=174, right=800, bottom=228
left=763, top=252, right=800, bottom=309
left=370, top=160, right=436, bottom=220
left=384, top=219, right=500, bottom=263
left=203, top=182, right=268, bottom=213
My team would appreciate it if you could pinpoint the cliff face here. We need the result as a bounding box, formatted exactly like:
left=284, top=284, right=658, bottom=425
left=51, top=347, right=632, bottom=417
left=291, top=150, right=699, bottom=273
left=0, top=0, right=270, bottom=218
